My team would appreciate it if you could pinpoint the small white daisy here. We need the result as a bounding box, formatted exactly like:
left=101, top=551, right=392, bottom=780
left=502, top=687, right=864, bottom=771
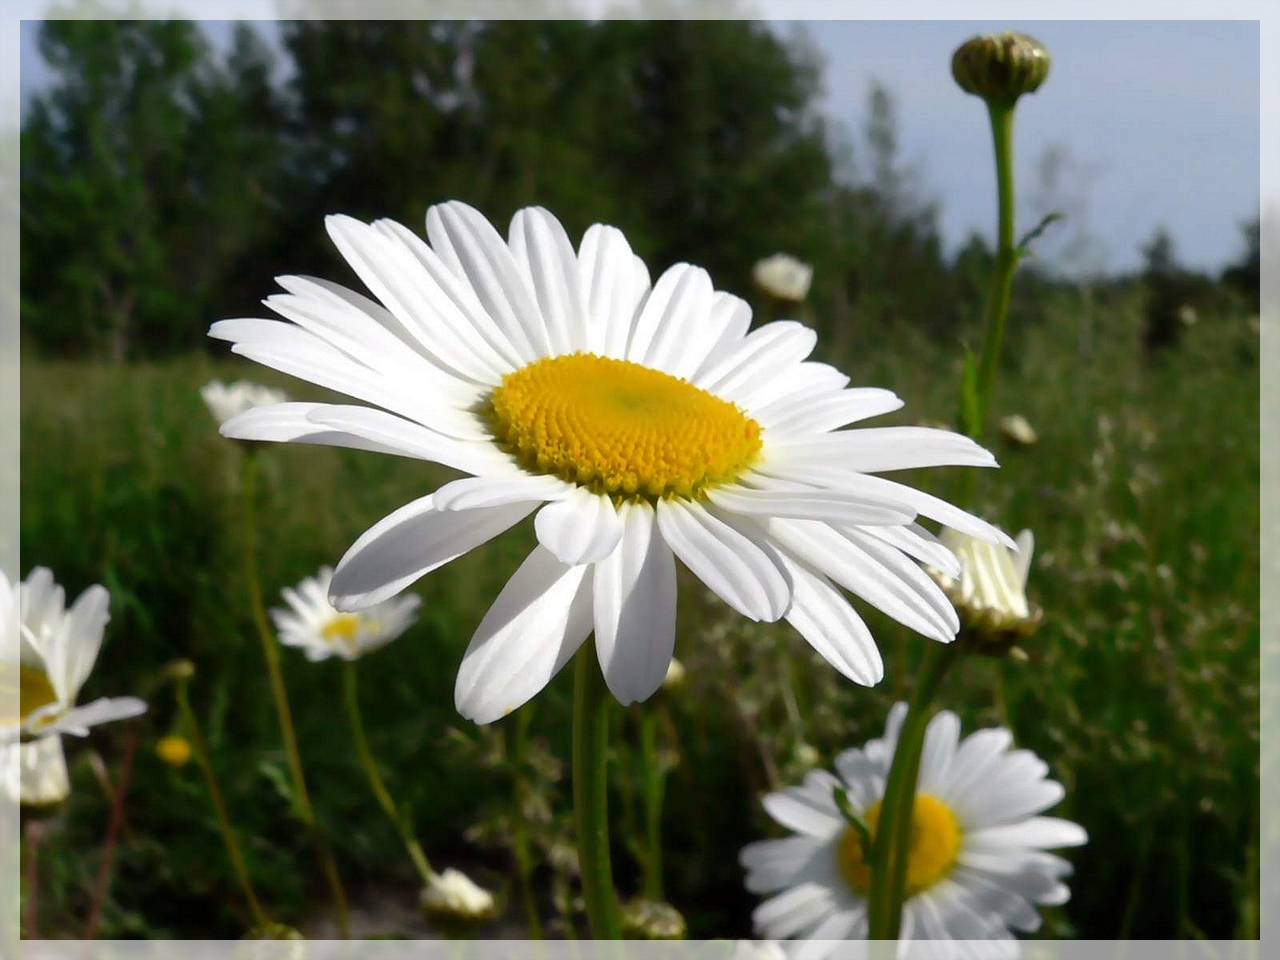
left=201, top=379, right=288, bottom=426
left=753, top=254, right=814, bottom=301
left=420, top=867, right=498, bottom=923
left=210, top=201, right=1008, bottom=723
left=742, top=703, right=1086, bottom=957
left=270, top=566, right=420, bottom=662
left=1, top=568, right=147, bottom=744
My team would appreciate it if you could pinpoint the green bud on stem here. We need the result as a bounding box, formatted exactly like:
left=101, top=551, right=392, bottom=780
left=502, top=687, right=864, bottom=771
left=952, top=32, right=1051, bottom=106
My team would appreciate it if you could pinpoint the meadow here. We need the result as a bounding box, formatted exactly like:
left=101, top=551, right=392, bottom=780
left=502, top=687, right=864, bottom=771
left=18, top=283, right=1260, bottom=940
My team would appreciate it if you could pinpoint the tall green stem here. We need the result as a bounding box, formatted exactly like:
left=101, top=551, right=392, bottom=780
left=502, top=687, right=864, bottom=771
left=973, top=102, right=1018, bottom=439
left=176, top=678, right=269, bottom=928
left=240, top=452, right=350, bottom=937
left=342, top=659, right=435, bottom=886
left=639, top=710, right=665, bottom=901
left=866, top=643, right=958, bottom=940
left=572, top=647, right=621, bottom=939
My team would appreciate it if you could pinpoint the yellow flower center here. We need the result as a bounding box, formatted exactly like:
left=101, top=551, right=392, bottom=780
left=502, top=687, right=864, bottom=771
left=322, top=613, right=363, bottom=653
left=836, top=794, right=963, bottom=897
left=488, top=353, right=763, bottom=499
left=10, top=665, right=60, bottom=727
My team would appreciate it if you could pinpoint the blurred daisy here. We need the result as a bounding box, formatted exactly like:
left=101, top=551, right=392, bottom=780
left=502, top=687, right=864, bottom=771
left=997, top=414, right=1037, bottom=447
left=211, top=201, right=1007, bottom=723
left=271, top=566, right=420, bottom=662
left=930, top=529, right=1041, bottom=655
left=741, top=703, right=1086, bottom=957
left=753, top=254, right=814, bottom=301
left=201, top=379, right=287, bottom=426
left=420, top=867, right=499, bottom=924
left=2, top=568, right=146, bottom=744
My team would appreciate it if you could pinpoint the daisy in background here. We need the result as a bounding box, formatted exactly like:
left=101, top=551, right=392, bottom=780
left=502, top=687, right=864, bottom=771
left=753, top=253, right=814, bottom=302
left=2, top=568, right=147, bottom=806
left=271, top=565, right=421, bottom=662
left=201, top=379, right=288, bottom=426
left=929, top=529, right=1041, bottom=657
left=211, top=200, right=1008, bottom=724
left=741, top=703, right=1086, bottom=957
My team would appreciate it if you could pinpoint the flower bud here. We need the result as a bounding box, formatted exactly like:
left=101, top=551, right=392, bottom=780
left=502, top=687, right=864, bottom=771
left=952, top=32, right=1051, bottom=106
left=420, top=868, right=499, bottom=932
left=999, top=413, right=1038, bottom=447
left=752, top=254, right=813, bottom=302
left=163, top=659, right=196, bottom=683
left=929, top=528, right=1043, bottom=657
left=620, top=897, right=687, bottom=939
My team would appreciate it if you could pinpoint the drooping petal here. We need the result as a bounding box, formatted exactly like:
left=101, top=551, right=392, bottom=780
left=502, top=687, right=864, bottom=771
left=778, top=553, right=883, bottom=686
left=534, top=487, right=625, bottom=565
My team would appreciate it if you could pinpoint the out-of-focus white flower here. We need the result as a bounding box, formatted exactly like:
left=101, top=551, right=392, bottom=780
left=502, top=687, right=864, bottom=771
left=271, top=566, right=420, bottom=662
left=2, top=737, right=71, bottom=807
left=2, top=568, right=146, bottom=744
left=420, top=868, right=499, bottom=924
left=998, top=413, right=1037, bottom=447
left=201, top=380, right=288, bottom=426
left=211, top=200, right=1007, bottom=725
left=742, top=702, right=1086, bottom=955
left=662, top=656, right=686, bottom=691
left=752, top=254, right=813, bottom=301
left=930, top=528, right=1041, bottom=655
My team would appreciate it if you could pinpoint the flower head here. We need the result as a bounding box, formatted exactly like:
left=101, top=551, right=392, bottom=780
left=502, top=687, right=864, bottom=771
left=930, top=529, right=1041, bottom=656
left=998, top=413, right=1038, bottom=447
left=210, top=201, right=1009, bottom=723
left=2, top=568, right=147, bottom=744
left=753, top=254, right=814, bottom=301
left=952, top=32, right=1051, bottom=106
left=201, top=380, right=288, bottom=426
left=420, top=868, right=499, bottom=925
left=742, top=703, right=1086, bottom=955
left=271, top=566, right=420, bottom=662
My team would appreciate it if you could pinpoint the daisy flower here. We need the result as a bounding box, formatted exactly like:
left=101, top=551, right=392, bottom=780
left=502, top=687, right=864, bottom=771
left=741, top=703, right=1086, bottom=957
left=930, top=529, right=1041, bottom=656
left=201, top=379, right=288, bottom=426
left=270, top=566, right=421, bottom=662
left=210, top=201, right=1007, bottom=723
left=753, top=254, right=814, bottom=302
left=2, top=568, right=146, bottom=744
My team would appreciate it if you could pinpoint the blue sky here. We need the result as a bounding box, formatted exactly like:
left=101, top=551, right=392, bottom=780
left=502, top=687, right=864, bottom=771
left=20, top=18, right=1260, bottom=275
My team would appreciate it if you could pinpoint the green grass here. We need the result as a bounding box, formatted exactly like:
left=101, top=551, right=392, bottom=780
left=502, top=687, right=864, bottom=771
left=18, top=288, right=1259, bottom=939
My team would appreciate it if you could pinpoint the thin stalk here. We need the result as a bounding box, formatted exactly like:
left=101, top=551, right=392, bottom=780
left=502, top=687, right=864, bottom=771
left=23, top=819, right=42, bottom=939
left=176, top=678, right=268, bottom=928
left=83, top=729, right=137, bottom=941
left=341, top=659, right=435, bottom=886
left=973, top=102, right=1019, bottom=438
left=240, top=452, right=350, bottom=937
left=571, top=646, right=621, bottom=939
left=509, top=709, right=546, bottom=940
left=639, top=710, right=665, bottom=901
left=866, top=643, right=958, bottom=940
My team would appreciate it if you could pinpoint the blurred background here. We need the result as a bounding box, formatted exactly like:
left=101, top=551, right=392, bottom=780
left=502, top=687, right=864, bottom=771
left=18, top=18, right=1260, bottom=940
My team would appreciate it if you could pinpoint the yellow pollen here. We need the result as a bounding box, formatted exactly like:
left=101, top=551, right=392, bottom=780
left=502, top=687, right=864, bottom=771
left=488, top=353, right=763, bottom=499
left=322, top=613, right=363, bottom=653
left=836, top=794, right=963, bottom=898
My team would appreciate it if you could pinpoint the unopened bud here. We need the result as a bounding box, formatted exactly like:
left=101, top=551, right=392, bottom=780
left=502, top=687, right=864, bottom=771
left=952, top=32, right=1051, bottom=106
left=163, top=659, right=196, bottom=683
left=420, top=868, right=499, bottom=933
left=620, top=897, right=687, bottom=940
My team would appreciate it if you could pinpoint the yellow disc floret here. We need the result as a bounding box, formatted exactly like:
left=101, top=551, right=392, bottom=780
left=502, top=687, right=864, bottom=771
left=488, top=353, right=763, bottom=499
left=322, top=613, right=363, bottom=653
left=836, top=794, right=963, bottom=898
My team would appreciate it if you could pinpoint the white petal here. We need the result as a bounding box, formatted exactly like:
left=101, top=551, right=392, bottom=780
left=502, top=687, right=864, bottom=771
left=733, top=360, right=849, bottom=413
left=434, top=473, right=572, bottom=512
left=454, top=547, right=593, bottom=724
left=918, top=710, right=960, bottom=794
left=592, top=501, right=677, bottom=704
left=766, top=427, right=998, bottom=474
left=578, top=224, right=651, bottom=356
left=304, top=405, right=507, bottom=475
left=47, top=697, right=147, bottom=737
left=707, top=485, right=914, bottom=527
left=793, top=909, right=859, bottom=960
left=426, top=201, right=550, bottom=360
left=968, top=816, right=1087, bottom=850
left=755, top=388, right=904, bottom=435
left=655, top=499, right=790, bottom=622
left=509, top=207, right=588, bottom=355
left=761, top=771, right=845, bottom=837
left=330, top=496, right=536, bottom=610
left=625, top=263, right=714, bottom=372
left=740, top=836, right=829, bottom=894
left=1012, top=529, right=1035, bottom=585
left=689, top=292, right=753, bottom=381
left=695, top=321, right=816, bottom=403
left=779, top=553, right=883, bottom=686
left=13, top=737, right=70, bottom=806
left=752, top=882, right=839, bottom=939
left=50, top=584, right=110, bottom=704
left=535, top=487, right=625, bottom=565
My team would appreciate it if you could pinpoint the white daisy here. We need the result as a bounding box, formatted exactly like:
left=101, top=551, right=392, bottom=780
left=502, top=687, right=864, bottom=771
left=419, top=867, right=499, bottom=923
left=753, top=254, right=814, bottom=302
left=1, top=568, right=147, bottom=744
left=201, top=379, right=288, bottom=426
left=930, top=529, right=1041, bottom=654
left=741, top=703, right=1086, bottom=958
left=2, top=737, right=70, bottom=807
left=270, top=566, right=421, bottom=662
left=210, top=201, right=1009, bottom=723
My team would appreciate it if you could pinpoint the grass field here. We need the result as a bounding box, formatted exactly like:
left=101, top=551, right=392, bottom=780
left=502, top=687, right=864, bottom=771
left=18, top=286, right=1259, bottom=939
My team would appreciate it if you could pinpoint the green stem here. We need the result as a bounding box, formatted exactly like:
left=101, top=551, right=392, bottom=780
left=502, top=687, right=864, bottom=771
left=639, top=710, right=665, bottom=901
left=571, top=646, right=621, bottom=939
left=240, top=452, right=350, bottom=937
left=973, top=102, right=1018, bottom=439
left=176, top=678, right=269, bottom=928
left=342, top=659, right=435, bottom=886
left=866, top=643, right=959, bottom=940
